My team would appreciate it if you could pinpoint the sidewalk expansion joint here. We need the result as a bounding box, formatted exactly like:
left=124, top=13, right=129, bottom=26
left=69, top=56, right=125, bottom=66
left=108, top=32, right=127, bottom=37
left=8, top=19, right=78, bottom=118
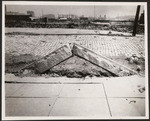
left=102, top=83, right=112, bottom=117
left=47, top=84, right=64, bottom=116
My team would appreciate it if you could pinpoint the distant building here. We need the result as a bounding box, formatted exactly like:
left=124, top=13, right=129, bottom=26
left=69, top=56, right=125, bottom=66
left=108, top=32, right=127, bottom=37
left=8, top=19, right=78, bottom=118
left=58, top=14, right=78, bottom=19
left=27, top=11, right=35, bottom=17
left=80, top=17, right=88, bottom=21
left=58, top=14, right=69, bottom=19
left=5, top=11, right=31, bottom=24
left=29, top=17, right=39, bottom=22
left=42, top=14, right=55, bottom=19
left=69, top=14, right=78, bottom=19
left=6, top=11, right=25, bottom=15
left=114, top=15, right=134, bottom=21
left=98, top=15, right=107, bottom=20
left=41, top=14, right=55, bottom=22
left=59, top=17, right=67, bottom=20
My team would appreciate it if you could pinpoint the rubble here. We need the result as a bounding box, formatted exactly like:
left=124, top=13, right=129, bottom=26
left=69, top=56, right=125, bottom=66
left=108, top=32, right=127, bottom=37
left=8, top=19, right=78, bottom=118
left=138, top=87, right=145, bottom=93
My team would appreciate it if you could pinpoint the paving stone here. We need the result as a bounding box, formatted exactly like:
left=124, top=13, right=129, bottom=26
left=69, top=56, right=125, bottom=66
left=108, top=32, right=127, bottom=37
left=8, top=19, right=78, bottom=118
left=49, top=98, right=110, bottom=116
left=35, top=44, right=72, bottom=73
left=108, top=98, right=145, bottom=116
left=5, top=97, right=56, bottom=116
left=59, top=84, right=105, bottom=97
left=6, top=31, right=145, bottom=58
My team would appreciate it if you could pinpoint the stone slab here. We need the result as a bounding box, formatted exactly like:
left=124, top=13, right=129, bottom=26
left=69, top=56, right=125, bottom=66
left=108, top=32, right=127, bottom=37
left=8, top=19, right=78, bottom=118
left=108, top=98, right=145, bottom=116
left=35, top=44, right=72, bottom=73
left=12, top=84, right=63, bottom=97
left=5, top=97, right=56, bottom=116
left=59, top=84, right=105, bottom=97
left=72, top=44, right=136, bottom=77
left=49, top=98, right=110, bottom=116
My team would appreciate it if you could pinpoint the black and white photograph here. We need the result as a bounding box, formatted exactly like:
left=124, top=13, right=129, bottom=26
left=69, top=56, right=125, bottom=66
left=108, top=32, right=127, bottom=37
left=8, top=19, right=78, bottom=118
left=2, top=1, right=149, bottom=120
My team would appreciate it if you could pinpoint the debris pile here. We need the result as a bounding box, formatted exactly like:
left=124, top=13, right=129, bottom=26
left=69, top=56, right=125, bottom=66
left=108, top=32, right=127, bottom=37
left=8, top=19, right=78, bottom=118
left=125, top=54, right=145, bottom=73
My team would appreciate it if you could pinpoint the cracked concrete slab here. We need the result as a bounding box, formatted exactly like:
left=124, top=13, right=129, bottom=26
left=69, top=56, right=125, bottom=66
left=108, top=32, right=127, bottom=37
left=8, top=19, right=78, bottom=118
left=34, top=44, right=72, bottom=73
left=72, top=43, right=136, bottom=77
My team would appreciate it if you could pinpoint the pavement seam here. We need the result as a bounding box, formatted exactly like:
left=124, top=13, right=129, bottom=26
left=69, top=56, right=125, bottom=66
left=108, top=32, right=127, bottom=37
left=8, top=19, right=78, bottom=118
left=5, top=96, right=145, bottom=99
left=5, top=81, right=103, bottom=84
left=5, top=33, right=132, bottom=36
left=5, top=96, right=58, bottom=98
left=47, top=84, right=64, bottom=116
left=57, top=97, right=106, bottom=98
left=102, top=83, right=112, bottom=117
left=105, top=97, right=145, bottom=98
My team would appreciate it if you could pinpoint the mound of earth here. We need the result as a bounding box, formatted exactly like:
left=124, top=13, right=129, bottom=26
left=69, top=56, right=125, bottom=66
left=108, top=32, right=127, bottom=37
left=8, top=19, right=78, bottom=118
left=45, top=56, right=114, bottom=78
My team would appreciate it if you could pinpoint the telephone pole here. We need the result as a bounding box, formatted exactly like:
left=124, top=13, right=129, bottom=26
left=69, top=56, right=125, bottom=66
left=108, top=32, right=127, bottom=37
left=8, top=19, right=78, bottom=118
left=132, top=5, right=141, bottom=36
left=5, top=5, right=7, bottom=14
left=94, top=5, right=95, bottom=20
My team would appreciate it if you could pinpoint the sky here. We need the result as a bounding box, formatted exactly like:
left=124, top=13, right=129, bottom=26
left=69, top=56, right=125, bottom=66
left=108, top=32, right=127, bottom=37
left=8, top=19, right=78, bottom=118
left=6, top=5, right=144, bottom=18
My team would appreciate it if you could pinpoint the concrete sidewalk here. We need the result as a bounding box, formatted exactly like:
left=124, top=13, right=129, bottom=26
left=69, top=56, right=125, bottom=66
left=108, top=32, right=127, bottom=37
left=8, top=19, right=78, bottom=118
left=5, top=74, right=146, bottom=118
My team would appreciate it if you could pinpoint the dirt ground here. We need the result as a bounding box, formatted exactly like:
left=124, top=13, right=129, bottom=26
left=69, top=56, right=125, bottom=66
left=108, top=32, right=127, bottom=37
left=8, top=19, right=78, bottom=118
left=5, top=28, right=145, bottom=78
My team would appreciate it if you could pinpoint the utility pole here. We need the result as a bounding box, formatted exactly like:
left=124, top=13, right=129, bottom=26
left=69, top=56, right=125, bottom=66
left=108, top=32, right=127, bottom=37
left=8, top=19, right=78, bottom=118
left=94, top=5, right=95, bottom=20
left=5, top=5, right=7, bottom=14
left=132, top=5, right=141, bottom=36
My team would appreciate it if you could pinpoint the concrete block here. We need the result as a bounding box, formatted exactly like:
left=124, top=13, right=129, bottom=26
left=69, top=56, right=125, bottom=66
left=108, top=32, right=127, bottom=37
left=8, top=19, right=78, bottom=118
left=35, top=44, right=72, bottom=73
left=72, top=44, right=118, bottom=76
left=72, top=44, right=135, bottom=77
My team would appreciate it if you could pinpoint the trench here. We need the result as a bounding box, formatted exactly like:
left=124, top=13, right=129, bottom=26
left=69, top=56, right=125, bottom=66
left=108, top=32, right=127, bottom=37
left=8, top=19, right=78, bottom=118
left=5, top=53, right=145, bottom=78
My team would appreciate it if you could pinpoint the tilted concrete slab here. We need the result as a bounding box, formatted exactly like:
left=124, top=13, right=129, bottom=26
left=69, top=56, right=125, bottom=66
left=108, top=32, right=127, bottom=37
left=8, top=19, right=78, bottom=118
left=18, top=43, right=138, bottom=77
left=72, top=43, right=137, bottom=77
left=34, top=44, right=72, bottom=73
